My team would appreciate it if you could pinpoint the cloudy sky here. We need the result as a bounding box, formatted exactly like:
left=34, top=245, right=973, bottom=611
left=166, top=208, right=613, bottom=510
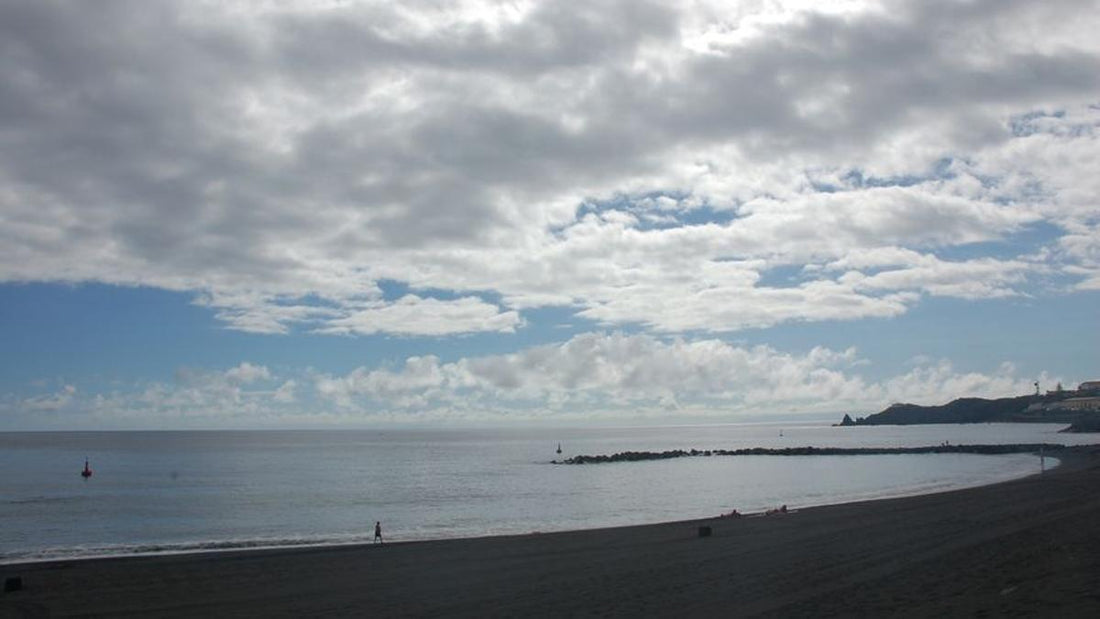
left=2, top=0, right=1098, bottom=429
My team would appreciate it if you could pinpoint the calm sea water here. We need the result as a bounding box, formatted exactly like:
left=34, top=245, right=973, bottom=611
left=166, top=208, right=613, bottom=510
left=2, top=422, right=1092, bottom=563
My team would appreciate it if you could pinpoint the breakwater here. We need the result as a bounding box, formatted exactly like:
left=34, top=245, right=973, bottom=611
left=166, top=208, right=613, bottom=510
left=555, top=443, right=1065, bottom=464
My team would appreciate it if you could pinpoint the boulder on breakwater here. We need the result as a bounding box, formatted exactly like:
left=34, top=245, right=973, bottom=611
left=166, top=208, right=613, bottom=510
left=556, top=443, right=1064, bottom=464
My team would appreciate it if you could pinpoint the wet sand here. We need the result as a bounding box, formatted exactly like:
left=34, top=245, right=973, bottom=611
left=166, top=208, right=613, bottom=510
left=3, top=448, right=1099, bottom=617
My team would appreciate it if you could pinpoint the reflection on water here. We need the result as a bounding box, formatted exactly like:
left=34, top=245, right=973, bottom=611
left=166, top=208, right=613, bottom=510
left=0, top=423, right=1091, bottom=562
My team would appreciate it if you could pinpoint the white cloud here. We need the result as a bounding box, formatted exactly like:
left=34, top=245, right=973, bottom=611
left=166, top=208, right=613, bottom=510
left=311, top=332, right=1038, bottom=418
left=0, top=0, right=1097, bottom=337
left=77, top=363, right=293, bottom=425
left=21, top=384, right=76, bottom=412
left=829, top=252, right=1034, bottom=300
left=877, top=361, right=1034, bottom=407
left=1, top=334, right=1059, bottom=427
left=225, top=362, right=272, bottom=384
left=318, top=295, right=522, bottom=336
left=273, top=380, right=297, bottom=403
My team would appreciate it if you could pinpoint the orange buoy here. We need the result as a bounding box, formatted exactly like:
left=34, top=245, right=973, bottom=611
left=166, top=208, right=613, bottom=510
left=81, top=458, right=93, bottom=479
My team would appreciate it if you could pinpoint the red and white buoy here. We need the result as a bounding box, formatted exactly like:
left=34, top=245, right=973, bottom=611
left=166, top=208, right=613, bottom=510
left=81, top=458, right=93, bottom=479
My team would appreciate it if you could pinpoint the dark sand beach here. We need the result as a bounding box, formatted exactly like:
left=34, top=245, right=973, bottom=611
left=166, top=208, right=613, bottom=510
left=4, top=447, right=1099, bottom=618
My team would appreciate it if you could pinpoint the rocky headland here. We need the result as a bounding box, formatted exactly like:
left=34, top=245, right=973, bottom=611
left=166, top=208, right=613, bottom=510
left=836, top=382, right=1100, bottom=428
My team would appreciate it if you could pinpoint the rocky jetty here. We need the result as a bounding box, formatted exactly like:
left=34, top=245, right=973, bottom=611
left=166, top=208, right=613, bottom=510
left=555, top=443, right=1064, bottom=465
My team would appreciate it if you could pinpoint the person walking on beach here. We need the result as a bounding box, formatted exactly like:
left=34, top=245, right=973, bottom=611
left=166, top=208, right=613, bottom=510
left=374, top=521, right=383, bottom=545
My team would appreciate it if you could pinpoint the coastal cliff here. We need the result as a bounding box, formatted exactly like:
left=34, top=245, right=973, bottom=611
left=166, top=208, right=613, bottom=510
left=839, top=388, right=1100, bottom=427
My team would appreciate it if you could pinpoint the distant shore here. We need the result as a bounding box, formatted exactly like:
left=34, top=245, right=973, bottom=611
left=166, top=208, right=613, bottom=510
left=4, top=445, right=1099, bottom=617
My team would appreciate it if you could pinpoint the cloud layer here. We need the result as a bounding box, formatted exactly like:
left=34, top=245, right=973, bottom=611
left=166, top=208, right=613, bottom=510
left=2, top=0, right=1098, bottom=337
left=1, top=335, right=1046, bottom=428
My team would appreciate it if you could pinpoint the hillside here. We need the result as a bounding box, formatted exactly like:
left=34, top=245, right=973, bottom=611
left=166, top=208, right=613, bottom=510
left=838, top=391, right=1095, bottom=426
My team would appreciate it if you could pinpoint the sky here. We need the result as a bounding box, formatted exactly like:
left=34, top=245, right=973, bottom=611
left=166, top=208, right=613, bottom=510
left=1, top=0, right=1098, bottom=429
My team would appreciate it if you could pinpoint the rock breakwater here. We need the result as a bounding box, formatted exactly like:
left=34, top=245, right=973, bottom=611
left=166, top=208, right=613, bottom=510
left=556, top=443, right=1064, bottom=464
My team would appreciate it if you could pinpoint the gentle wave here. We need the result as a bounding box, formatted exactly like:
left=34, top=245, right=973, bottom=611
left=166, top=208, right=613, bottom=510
left=0, top=533, right=382, bottom=565
left=6, top=495, right=80, bottom=506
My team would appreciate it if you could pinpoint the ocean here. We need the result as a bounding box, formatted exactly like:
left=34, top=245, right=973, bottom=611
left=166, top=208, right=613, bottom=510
left=2, top=422, right=1092, bottom=564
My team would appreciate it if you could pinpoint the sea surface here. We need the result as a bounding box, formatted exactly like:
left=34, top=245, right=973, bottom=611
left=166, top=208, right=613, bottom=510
left=2, top=422, right=1094, bottom=564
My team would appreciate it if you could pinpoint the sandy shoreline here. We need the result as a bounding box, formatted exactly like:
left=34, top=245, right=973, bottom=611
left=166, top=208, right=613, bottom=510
left=4, top=446, right=1100, bottom=617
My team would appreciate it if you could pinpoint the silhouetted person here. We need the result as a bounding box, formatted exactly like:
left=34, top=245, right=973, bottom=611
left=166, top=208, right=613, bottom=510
left=374, top=521, right=383, bottom=545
